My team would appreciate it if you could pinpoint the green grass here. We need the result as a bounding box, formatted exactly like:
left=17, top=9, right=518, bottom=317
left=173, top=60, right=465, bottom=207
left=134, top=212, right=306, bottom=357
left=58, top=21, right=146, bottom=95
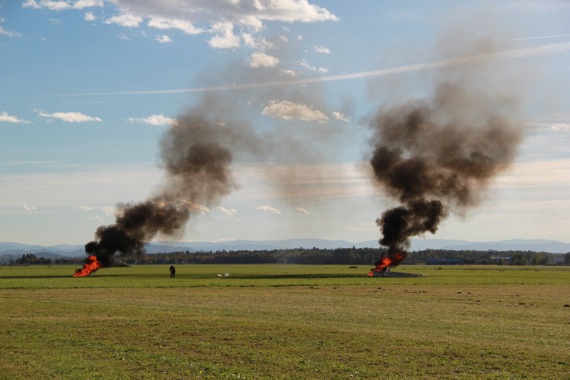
left=1, top=264, right=568, bottom=288
left=1, top=264, right=569, bottom=379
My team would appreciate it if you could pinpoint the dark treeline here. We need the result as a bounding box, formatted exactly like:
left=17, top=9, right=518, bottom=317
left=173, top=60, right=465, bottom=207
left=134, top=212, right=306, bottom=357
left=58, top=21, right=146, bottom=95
left=130, top=247, right=380, bottom=265
left=12, top=253, right=54, bottom=266
left=130, top=248, right=566, bottom=266
left=404, top=250, right=562, bottom=266
left=14, top=247, right=567, bottom=266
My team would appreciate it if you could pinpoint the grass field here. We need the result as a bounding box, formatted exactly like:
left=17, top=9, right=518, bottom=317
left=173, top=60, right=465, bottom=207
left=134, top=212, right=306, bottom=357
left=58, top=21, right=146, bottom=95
left=1, top=264, right=569, bottom=379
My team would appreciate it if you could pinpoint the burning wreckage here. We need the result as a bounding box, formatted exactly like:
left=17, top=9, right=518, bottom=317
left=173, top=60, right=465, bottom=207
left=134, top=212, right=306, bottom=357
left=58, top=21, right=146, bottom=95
left=74, top=113, right=239, bottom=277
left=75, top=43, right=523, bottom=278
left=365, top=76, right=522, bottom=277
left=74, top=255, right=102, bottom=277
left=75, top=88, right=521, bottom=278
left=368, top=251, right=406, bottom=277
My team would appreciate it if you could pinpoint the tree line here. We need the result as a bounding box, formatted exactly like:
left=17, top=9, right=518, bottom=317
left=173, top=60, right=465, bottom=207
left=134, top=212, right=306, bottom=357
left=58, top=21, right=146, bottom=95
left=11, top=247, right=569, bottom=266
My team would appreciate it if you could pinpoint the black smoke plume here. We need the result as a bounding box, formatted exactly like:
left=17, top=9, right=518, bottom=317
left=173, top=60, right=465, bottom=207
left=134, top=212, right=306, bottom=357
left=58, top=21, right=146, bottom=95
left=370, top=79, right=523, bottom=265
left=84, top=113, right=255, bottom=267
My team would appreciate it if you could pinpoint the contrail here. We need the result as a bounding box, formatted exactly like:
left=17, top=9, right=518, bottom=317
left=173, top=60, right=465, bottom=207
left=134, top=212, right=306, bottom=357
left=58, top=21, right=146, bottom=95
left=59, top=41, right=570, bottom=97
left=512, top=34, right=570, bottom=41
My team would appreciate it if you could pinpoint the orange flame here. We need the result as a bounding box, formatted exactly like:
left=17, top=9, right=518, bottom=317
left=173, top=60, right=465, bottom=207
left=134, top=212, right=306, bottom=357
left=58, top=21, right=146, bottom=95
left=368, top=252, right=405, bottom=277
left=73, top=255, right=103, bottom=277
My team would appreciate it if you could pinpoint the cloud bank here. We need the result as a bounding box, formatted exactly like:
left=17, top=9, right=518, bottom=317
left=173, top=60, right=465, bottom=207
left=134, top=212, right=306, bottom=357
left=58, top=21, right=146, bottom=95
left=24, top=0, right=338, bottom=48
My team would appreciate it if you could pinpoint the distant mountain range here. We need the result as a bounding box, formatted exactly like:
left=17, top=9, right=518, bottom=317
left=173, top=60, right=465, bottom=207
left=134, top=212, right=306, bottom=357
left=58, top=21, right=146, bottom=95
left=0, top=238, right=568, bottom=264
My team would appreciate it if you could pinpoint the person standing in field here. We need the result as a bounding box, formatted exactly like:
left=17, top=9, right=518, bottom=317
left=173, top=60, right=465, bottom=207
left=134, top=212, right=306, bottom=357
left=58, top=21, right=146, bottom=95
left=169, top=265, right=176, bottom=278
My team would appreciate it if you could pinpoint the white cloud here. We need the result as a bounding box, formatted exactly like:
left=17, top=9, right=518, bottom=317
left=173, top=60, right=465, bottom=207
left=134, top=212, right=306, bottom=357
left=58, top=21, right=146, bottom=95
left=332, top=111, right=349, bottom=122
left=192, top=204, right=210, bottom=215
left=128, top=114, right=177, bottom=126
left=84, top=12, right=96, bottom=22
left=0, top=26, right=20, bottom=38
left=243, top=34, right=276, bottom=50
left=78, top=204, right=116, bottom=216
left=38, top=111, right=102, bottom=123
left=217, top=206, right=237, bottom=219
left=177, top=200, right=210, bottom=215
left=239, top=14, right=264, bottom=33
left=22, top=203, right=37, bottom=212
left=242, top=33, right=256, bottom=48
left=0, top=19, right=21, bottom=38
left=24, top=0, right=103, bottom=9
left=23, top=0, right=40, bottom=8
left=101, top=206, right=115, bottom=215
left=155, top=34, right=172, bottom=43
left=262, top=100, right=329, bottom=122
left=105, top=14, right=143, bottom=28
left=23, top=0, right=70, bottom=11
left=103, top=0, right=338, bottom=26
left=147, top=17, right=202, bottom=35
left=73, top=0, right=103, bottom=8
left=299, top=58, right=328, bottom=73
left=527, top=122, right=570, bottom=137
left=532, top=122, right=570, bottom=131
left=0, top=112, right=31, bottom=124
left=250, top=52, right=279, bottom=68
left=314, top=45, right=330, bottom=54
left=24, top=0, right=336, bottom=50
left=294, top=207, right=309, bottom=215
left=550, top=123, right=570, bottom=131
left=281, top=68, right=300, bottom=77
left=208, top=22, right=240, bottom=49
left=250, top=0, right=338, bottom=22
left=256, top=205, right=281, bottom=215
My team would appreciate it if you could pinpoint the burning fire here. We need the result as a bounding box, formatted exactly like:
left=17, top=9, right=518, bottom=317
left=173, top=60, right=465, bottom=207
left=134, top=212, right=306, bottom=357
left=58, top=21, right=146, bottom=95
left=368, top=252, right=405, bottom=277
left=73, top=255, right=103, bottom=277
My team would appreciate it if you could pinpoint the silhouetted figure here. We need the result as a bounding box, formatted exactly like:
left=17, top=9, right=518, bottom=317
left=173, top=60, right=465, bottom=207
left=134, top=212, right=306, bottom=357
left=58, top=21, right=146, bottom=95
left=169, top=265, right=176, bottom=278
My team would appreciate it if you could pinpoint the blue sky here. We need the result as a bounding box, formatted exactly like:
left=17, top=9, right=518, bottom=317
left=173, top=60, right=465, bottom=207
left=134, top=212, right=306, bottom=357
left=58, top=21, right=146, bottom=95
left=1, top=0, right=569, bottom=246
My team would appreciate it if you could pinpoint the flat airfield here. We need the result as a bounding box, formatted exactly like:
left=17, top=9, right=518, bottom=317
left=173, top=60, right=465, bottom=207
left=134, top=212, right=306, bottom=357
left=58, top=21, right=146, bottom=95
left=1, top=264, right=568, bottom=379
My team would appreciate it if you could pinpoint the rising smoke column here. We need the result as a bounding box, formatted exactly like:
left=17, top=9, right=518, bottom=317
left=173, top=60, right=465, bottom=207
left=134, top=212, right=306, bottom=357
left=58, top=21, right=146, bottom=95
left=369, top=75, right=524, bottom=268
left=81, top=112, right=254, bottom=269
